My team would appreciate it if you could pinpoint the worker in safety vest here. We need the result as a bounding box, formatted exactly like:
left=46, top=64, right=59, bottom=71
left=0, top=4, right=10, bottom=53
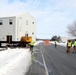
left=54, top=40, right=58, bottom=47
left=29, top=40, right=34, bottom=53
left=67, top=40, right=72, bottom=53
left=73, top=39, right=76, bottom=53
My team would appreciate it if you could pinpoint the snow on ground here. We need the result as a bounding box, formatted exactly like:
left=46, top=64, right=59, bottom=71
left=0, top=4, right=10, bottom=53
left=57, top=42, right=67, bottom=46
left=0, top=48, right=31, bottom=75
left=0, top=41, right=42, bottom=75
left=50, top=41, right=67, bottom=46
left=0, top=40, right=66, bottom=75
left=34, top=40, right=43, bottom=45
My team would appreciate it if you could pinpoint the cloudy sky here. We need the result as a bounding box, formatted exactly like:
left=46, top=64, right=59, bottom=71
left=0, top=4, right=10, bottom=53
left=0, top=0, right=76, bottom=39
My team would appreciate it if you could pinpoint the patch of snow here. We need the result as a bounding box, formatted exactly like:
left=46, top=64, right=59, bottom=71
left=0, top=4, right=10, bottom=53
left=0, top=48, right=31, bottom=75
left=0, top=41, right=68, bottom=75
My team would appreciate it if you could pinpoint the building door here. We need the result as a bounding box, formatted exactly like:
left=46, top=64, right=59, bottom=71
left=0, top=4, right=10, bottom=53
left=7, top=35, right=12, bottom=43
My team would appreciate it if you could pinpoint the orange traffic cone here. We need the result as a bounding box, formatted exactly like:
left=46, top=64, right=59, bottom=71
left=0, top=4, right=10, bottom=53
left=44, top=40, right=50, bottom=45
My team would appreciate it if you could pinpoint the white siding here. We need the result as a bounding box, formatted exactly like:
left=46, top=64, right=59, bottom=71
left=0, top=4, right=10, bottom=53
left=0, top=17, right=16, bottom=41
left=16, top=13, right=36, bottom=42
left=0, top=13, right=36, bottom=42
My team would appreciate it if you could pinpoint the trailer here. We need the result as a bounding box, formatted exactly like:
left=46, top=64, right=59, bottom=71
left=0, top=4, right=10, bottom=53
left=0, top=13, right=36, bottom=47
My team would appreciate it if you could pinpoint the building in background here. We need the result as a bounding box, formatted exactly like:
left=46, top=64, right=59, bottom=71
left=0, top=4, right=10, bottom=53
left=0, top=13, right=36, bottom=44
left=61, top=37, right=68, bottom=43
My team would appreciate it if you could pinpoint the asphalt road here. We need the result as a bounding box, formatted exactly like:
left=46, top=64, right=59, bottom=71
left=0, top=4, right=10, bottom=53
left=26, top=42, right=76, bottom=75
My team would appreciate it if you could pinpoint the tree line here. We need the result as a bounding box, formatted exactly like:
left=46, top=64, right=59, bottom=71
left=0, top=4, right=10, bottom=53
left=51, top=35, right=62, bottom=42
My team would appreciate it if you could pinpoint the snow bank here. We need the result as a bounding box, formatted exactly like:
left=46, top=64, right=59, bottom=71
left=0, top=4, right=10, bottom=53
left=34, top=41, right=43, bottom=45
left=50, top=41, right=67, bottom=46
left=57, top=42, right=67, bottom=46
left=0, top=41, right=43, bottom=75
left=0, top=48, right=31, bottom=75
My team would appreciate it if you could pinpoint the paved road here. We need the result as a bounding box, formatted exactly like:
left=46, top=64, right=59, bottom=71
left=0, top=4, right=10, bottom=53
left=26, top=42, right=76, bottom=75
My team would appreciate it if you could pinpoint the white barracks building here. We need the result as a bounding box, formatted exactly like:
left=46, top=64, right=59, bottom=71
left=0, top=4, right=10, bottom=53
left=0, top=13, right=36, bottom=42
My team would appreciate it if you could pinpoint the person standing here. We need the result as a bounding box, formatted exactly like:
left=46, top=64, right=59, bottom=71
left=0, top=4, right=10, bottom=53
left=67, top=40, right=72, bottom=53
left=54, top=40, right=57, bottom=47
left=73, top=39, right=76, bottom=53
left=29, top=40, right=34, bottom=53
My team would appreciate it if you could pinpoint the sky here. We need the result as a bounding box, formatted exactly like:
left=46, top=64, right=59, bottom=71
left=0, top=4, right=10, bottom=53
left=0, top=0, right=76, bottom=39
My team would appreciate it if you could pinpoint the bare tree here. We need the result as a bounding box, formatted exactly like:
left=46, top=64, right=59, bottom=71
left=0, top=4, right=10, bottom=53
left=67, top=21, right=76, bottom=37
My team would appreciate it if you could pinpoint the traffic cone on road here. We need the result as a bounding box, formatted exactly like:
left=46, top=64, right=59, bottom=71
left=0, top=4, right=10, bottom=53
left=44, top=40, right=50, bottom=45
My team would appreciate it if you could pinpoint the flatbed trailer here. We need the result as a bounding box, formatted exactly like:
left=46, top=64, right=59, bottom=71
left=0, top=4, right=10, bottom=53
left=0, top=40, right=30, bottom=48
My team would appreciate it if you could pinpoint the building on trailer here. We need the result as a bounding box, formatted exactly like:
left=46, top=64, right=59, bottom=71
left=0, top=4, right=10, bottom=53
left=0, top=13, right=36, bottom=46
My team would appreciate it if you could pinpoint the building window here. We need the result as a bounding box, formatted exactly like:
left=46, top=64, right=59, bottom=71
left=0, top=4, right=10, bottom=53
left=32, top=22, right=34, bottom=24
left=0, top=20, right=3, bottom=25
left=9, top=22, right=12, bottom=25
left=0, top=22, right=2, bottom=25
left=25, top=34, right=28, bottom=37
left=32, top=33, right=34, bottom=34
left=9, top=19, right=13, bottom=25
